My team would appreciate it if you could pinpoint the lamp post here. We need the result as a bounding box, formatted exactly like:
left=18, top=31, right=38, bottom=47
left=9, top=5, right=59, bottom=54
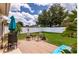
left=27, top=23, right=30, bottom=36
left=38, top=25, right=41, bottom=41
left=26, top=23, right=31, bottom=41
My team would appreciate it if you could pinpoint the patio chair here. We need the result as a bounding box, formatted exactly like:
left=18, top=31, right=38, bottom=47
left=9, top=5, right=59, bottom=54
left=39, top=33, right=46, bottom=41
left=35, top=35, right=41, bottom=41
left=26, top=33, right=31, bottom=41
left=3, top=32, right=18, bottom=53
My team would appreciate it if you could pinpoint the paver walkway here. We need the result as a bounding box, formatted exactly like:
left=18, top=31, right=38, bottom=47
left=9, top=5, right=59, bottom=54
left=0, top=40, right=57, bottom=53
left=18, top=40, right=57, bottom=53
left=0, top=48, right=21, bottom=54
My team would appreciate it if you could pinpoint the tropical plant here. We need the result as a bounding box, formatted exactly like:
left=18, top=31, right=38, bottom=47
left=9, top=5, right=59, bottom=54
left=15, top=22, right=22, bottom=34
left=63, top=49, right=71, bottom=53
left=17, top=21, right=23, bottom=27
left=65, top=10, right=77, bottom=38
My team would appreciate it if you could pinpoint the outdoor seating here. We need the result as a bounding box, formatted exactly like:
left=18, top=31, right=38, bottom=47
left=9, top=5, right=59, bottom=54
left=35, top=35, right=41, bottom=41
left=25, top=32, right=46, bottom=41
left=26, top=36, right=31, bottom=41
left=26, top=33, right=31, bottom=41
left=26, top=33, right=35, bottom=41
left=41, top=35, right=46, bottom=41
left=39, top=32, right=46, bottom=41
left=3, top=32, right=17, bottom=52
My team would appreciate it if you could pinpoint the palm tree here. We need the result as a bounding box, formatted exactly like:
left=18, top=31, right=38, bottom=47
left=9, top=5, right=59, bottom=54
left=66, top=10, right=77, bottom=37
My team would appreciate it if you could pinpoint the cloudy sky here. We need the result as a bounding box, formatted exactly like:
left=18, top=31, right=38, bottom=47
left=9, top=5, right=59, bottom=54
left=8, top=3, right=76, bottom=26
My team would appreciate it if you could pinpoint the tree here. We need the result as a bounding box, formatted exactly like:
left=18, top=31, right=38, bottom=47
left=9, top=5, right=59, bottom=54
left=49, top=4, right=68, bottom=26
left=15, top=22, right=22, bottom=34
left=62, top=9, right=77, bottom=38
left=38, top=10, right=49, bottom=27
left=66, top=10, right=77, bottom=38
left=38, top=4, right=68, bottom=27
left=17, top=21, right=23, bottom=27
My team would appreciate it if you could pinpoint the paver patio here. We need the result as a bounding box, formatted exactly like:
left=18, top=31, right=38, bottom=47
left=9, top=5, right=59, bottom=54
left=0, top=40, right=57, bottom=53
left=18, top=40, right=57, bottom=53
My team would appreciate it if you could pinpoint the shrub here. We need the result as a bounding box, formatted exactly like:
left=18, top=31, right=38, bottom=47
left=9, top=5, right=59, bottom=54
left=71, top=43, right=77, bottom=53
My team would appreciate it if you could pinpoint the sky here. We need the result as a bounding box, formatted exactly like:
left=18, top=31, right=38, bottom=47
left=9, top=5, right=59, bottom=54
left=8, top=3, right=77, bottom=26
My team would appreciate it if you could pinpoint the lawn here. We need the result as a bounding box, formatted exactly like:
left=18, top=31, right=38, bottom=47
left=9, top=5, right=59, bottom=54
left=43, top=32, right=77, bottom=46
left=18, top=32, right=39, bottom=40
left=3, top=32, right=77, bottom=53
left=17, top=32, right=77, bottom=46
left=17, top=33, right=26, bottom=40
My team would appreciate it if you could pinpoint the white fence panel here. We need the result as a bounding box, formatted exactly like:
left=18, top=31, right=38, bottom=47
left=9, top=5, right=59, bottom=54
left=5, top=26, right=66, bottom=34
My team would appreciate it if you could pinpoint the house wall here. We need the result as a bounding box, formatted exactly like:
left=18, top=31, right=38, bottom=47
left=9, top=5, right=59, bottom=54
left=0, top=17, right=3, bottom=40
left=0, top=3, right=10, bottom=42
left=0, top=3, right=10, bottom=16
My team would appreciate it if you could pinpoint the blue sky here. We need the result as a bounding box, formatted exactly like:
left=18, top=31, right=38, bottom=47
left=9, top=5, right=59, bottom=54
left=8, top=3, right=76, bottom=26
left=20, top=3, right=48, bottom=15
left=11, top=3, right=49, bottom=15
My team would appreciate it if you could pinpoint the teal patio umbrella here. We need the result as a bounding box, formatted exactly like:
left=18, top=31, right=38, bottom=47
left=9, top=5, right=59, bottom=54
left=9, top=16, right=16, bottom=32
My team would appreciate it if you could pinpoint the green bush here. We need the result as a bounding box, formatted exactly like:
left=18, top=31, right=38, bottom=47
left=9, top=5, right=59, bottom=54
left=63, top=49, right=71, bottom=53
left=15, top=23, right=22, bottom=34
left=62, top=30, right=77, bottom=38
left=71, top=43, right=77, bottom=53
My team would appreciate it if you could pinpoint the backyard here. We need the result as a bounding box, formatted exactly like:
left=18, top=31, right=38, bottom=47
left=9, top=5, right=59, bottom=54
left=0, top=3, right=77, bottom=53
left=18, top=32, right=77, bottom=46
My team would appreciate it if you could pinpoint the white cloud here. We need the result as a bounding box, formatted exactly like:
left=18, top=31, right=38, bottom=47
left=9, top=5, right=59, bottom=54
left=22, top=3, right=31, bottom=10
left=47, top=3, right=76, bottom=12
left=34, top=3, right=49, bottom=6
left=38, top=10, right=42, bottom=14
left=8, top=12, right=38, bottom=26
left=10, top=3, right=21, bottom=11
left=10, top=3, right=34, bottom=13
left=22, top=12, right=34, bottom=19
left=60, top=3, right=76, bottom=11
left=33, top=15, right=38, bottom=22
left=21, top=3, right=34, bottom=13
left=9, top=3, right=38, bottom=26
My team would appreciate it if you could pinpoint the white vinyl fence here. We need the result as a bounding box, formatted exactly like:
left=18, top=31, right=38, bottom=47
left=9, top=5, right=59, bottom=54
left=5, top=26, right=66, bottom=34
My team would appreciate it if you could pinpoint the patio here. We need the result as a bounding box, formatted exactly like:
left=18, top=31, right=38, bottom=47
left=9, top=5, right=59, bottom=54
left=18, top=40, right=57, bottom=53
left=0, top=40, right=57, bottom=53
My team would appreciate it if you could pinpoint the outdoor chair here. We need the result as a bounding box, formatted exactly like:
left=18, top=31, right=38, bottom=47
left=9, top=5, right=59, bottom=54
left=39, top=33, right=46, bottom=41
left=3, top=32, right=18, bottom=52
left=35, top=35, right=41, bottom=41
left=26, top=33, right=31, bottom=41
left=41, top=36, right=46, bottom=41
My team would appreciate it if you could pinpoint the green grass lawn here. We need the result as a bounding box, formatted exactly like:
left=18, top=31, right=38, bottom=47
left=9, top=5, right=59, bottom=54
left=17, top=33, right=26, bottom=40
left=18, top=32, right=39, bottom=40
left=3, top=31, right=77, bottom=53
left=43, top=32, right=77, bottom=46
left=17, top=32, right=77, bottom=46
left=3, top=32, right=77, bottom=53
